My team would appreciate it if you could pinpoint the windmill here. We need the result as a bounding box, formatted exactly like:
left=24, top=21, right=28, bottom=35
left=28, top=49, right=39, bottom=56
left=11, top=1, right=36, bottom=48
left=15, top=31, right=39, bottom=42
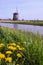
left=13, top=7, right=19, bottom=20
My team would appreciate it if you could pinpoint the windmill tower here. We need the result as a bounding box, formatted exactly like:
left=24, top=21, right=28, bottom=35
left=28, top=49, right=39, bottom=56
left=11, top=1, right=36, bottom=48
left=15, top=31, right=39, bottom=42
left=13, top=8, right=19, bottom=20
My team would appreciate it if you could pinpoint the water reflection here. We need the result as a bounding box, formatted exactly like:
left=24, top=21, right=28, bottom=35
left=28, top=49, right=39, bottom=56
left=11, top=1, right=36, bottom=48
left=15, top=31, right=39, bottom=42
left=0, top=23, right=43, bottom=35
left=14, top=24, right=18, bottom=29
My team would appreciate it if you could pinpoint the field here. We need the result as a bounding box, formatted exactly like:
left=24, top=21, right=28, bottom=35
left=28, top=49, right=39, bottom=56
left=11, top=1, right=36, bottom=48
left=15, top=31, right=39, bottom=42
left=0, top=20, right=43, bottom=26
left=0, top=26, right=43, bottom=65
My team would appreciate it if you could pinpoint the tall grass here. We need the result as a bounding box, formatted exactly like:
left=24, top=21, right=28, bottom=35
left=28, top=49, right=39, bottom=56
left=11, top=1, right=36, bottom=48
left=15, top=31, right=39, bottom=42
left=0, top=26, right=43, bottom=65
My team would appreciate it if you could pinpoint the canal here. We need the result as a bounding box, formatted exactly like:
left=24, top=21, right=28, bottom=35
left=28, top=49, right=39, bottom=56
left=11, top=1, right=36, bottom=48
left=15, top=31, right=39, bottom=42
left=0, top=23, right=43, bottom=35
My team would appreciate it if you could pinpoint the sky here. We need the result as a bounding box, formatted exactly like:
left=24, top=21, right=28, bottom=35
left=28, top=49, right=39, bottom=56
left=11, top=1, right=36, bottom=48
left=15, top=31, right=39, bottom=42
left=0, top=0, right=43, bottom=20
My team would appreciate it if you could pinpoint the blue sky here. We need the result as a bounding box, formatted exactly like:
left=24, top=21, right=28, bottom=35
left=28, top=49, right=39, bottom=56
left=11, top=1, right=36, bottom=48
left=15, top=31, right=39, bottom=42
left=0, top=0, right=43, bottom=20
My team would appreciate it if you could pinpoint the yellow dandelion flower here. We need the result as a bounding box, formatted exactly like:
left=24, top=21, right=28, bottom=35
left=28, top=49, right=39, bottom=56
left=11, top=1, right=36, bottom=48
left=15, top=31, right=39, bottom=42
left=10, top=43, right=16, bottom=46
left=7, top=46, right=13, bottom=49
left=13, top=47, right=17, bottom=50
left=6, top=51, right=12, bottom=54
left=17, top=45, right=24, bottom=50
left=0, top=53, right=5, bottom=59
left=17, top=53, right=22, bottom=58
left=0, top=43, right=4, bottom=46
left=18, top=47, right=25, bottom=51
left=17, top=45, right=20, bottom=49
left=0, top=43, right=4, bottom=48
left=7, top=46, right=17, bottom=51
left=5, top=57, right=12, bottom=63
left=23, top=41, right=26, bottom=44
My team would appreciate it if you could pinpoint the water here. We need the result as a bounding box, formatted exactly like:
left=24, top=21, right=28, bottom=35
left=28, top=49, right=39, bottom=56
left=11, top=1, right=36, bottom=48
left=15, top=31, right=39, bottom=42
left=0, top=23, right=43, bottom=35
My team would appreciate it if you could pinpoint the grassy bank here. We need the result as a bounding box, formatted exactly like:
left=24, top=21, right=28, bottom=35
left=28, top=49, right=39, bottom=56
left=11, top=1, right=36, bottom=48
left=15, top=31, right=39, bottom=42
left=11, top=20, right=43, bottom=26
left=0, top=20, right=43, bottom=26
left=0, top=26, right=43, bottom=65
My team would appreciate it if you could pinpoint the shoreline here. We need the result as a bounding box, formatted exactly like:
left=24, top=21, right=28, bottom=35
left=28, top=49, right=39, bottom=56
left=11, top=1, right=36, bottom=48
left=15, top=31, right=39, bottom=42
left=0, top=20, right=43, bottom=26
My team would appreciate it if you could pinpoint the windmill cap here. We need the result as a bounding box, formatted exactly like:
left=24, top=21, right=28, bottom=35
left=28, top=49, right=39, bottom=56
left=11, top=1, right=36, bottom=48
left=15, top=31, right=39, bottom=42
left=13, top=12, right=18, bottom=15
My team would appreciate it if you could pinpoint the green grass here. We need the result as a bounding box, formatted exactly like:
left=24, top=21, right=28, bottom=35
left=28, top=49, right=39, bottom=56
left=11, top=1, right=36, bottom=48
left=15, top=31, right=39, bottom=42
left=1, top=20, right=43, bottom=26
left=0, top=26, right=43, bottom=65
left=12, top=20, right=43, bottom=26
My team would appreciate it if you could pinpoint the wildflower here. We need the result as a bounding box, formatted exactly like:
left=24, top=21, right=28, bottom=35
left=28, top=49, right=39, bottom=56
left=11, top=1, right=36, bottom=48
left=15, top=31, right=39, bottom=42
left=6, top=51, right=12, bottom=54
left=5, top=57, right=12, bottom=63
left=0, top=53, right=5, bottom=59
left=10, top=43, right=16, bottom=46
left=23, top=42, right=26, bottom=45
left=0, top=43, right=4, bottom=48
left=7, top=46, right=13, bottom=50
left=17, top=45, right=20, bottom=49
left=13, top=47, right=17, bottom=50
left=17, top=53, right=22, bottom=58
left=7, top=46, right=17, bottom=51
left=17, top=45, right=24, bottom=50
left=18, top=47, right=25, bottom=51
